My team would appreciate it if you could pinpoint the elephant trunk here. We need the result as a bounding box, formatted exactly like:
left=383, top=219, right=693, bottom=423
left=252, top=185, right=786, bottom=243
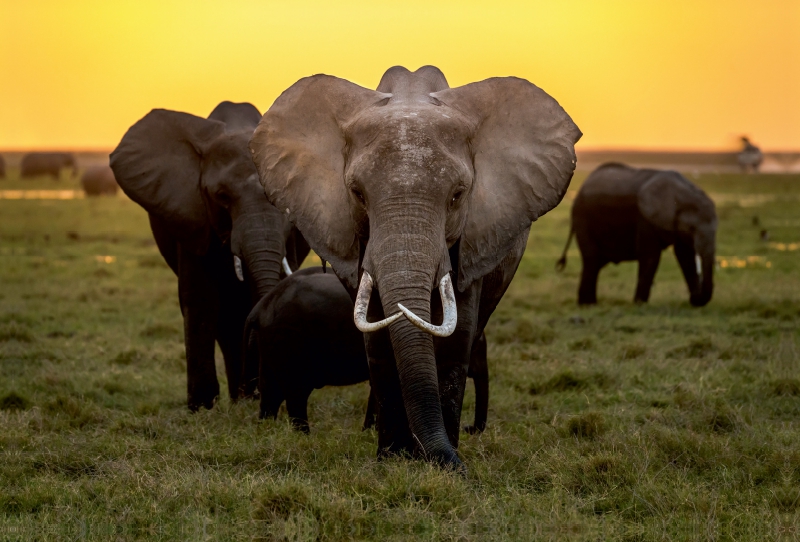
left=366, top=214, right=461, bottom=469
left=690, top=251, right=714, bottom=307
left=232, top=204, right=286, bottom=300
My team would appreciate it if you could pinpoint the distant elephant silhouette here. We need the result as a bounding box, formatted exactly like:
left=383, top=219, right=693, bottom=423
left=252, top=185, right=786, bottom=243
left=20, top=152, right=77, bottom=179
left=738, top=137, right=762, bottom=173
left=81, top=165, right=119, bottom=196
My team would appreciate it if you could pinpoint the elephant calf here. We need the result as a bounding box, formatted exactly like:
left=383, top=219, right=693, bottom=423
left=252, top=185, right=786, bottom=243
left=557, top=163, right=717, bottom=306
left=81, top=165, right=119, bottom=196
left=245, top=267, right=489, bottom=433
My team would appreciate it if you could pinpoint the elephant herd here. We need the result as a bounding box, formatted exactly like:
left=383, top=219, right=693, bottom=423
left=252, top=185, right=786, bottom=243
left=109, top=66, right=717, bottom=471
left=0, top=151, right=119, bottom=196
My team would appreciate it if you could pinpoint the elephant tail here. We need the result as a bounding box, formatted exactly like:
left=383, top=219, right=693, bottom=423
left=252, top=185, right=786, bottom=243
left=555, top=225, right=574, bottom=272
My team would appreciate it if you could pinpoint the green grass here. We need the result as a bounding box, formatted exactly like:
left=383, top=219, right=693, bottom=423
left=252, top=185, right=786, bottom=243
left=1, top=171, right=799, bottom=540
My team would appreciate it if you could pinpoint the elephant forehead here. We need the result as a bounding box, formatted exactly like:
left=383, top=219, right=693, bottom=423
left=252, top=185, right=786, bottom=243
left=347, top=106, right=472, bottom=181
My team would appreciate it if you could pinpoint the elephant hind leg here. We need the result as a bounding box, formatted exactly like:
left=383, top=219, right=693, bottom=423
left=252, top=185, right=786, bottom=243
left=363, top=386, right=377, bottom=431
left=285, top=389, right=312, bottom=433
left=259, top=367, right=284, bottom=420
left=464, top=332, right=488, bottom=435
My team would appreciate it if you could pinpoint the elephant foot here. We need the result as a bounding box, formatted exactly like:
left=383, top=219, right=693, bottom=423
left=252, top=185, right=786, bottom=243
left=376, top=443, right=466, bottom=474
left=188, top=386, right=219, bottom=412
left=462, top=424, right=485, bottom=435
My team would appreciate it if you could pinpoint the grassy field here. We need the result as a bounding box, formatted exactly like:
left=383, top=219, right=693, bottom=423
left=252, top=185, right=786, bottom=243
left=1, top=170, right=799, bottom=540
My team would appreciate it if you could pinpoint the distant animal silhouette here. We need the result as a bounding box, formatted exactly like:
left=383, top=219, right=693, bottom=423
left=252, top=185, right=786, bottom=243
left=20, top=152, right=76, bottom=179
left=738, top=137, right=763, bottom=173
left=81, top=165, right=119, bottom=196
left=557, top=163, right=717, bottom=307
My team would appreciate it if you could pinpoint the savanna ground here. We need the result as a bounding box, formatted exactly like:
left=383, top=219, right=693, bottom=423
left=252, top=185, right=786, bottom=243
left=1, top=169, right=799, bottom=541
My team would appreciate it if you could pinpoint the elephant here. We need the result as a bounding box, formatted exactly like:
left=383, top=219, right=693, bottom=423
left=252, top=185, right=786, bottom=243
left=738, top=136, right=763, bottom=173
left=20, top=152, right=76, bottom=179
left=249, top=65, right=580, bottom=470
left=110, top=101, right=309, bottom=411
left=81, top=165, right=119, bottom=196
left=244, top=266, right=490, bottom=434
left=555, top=163, right=717, bottom=307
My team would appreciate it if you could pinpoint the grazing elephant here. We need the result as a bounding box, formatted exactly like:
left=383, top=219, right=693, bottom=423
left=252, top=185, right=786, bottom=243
left=245, top=266, right=490, bottom=434
left=250, top=65, right=580, bottom=469
left=738, top=136, right=763, bottom=173
left=110, top=101, right=309, bottom=411
left=20, top=152, right=76, bottom=179
left=556, top=163, right=717, bottom=307
left=81, top=165, right=119, bottom=196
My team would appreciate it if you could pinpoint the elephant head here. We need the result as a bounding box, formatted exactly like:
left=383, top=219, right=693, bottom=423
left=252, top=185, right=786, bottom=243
left=638, top=173, right=717, bottom=306
left=110, top=102, right=292, bottom=299
left=250, top=66, right=580, bottom=465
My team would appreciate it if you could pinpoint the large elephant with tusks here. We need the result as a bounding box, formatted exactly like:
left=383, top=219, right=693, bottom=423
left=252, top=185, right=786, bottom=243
left=250, top=66, right=580, bottom=470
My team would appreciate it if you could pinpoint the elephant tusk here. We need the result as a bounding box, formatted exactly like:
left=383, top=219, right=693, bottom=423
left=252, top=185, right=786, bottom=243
left=233, top=255, right=244, bottom=282
left=397, top=274, right=457, bottom=338
left=282, top=256, right=293, bottom=276
left=695, top=254, right=702, bottom=276
left=354, top=271, right=402, bottom=332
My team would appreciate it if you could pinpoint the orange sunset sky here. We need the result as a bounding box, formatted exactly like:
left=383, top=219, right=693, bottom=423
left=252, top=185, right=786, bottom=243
left=1, top=0, right=798, bottom=151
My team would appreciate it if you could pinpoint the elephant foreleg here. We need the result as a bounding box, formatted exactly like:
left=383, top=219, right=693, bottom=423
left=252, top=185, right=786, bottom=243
left=635, top=250, right=661, bottom=303
left=215, top=276, right=250, bottom=401
left=285, top=388, right=312, bottom=433
left=434, top=281, right=480, bottom=448
left=578, top=259, right=603, bottom=305
left=178, top=248, right=220, bottom=411
left=464, top=331, right=488, bottom=434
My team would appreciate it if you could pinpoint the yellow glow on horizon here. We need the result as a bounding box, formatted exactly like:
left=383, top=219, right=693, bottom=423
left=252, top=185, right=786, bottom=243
left=1, top=0, right=798, bottom=150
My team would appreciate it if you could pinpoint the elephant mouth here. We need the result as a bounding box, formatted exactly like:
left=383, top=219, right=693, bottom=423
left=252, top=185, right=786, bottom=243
left=353, top=271, right=458, bottom=337
left=232, top=254, right=293, bottom=283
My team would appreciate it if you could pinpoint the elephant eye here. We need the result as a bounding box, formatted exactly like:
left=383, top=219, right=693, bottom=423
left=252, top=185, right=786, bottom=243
left=351, top=187, right=366, bottom=205
left=216, top=190, right=232, bottom=207
left=450, top=190, right=464, bottom=207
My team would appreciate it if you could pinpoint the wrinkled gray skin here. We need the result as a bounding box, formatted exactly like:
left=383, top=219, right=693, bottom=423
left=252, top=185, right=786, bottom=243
left=110, top=101, right=308, bottom=411
left=250, top=66, right=580, bottom=470
left=556, top=163, right=716, bottom=307
left=21, top=152, right=76, bottom=179
left=81, top=165, right=119, bottom=196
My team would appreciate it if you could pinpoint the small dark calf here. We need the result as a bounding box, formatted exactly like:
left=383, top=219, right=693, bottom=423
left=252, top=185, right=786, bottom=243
left=243, top=267, right=490, bottom=433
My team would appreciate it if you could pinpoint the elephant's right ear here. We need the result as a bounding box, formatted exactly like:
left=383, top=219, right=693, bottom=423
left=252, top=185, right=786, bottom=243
left=250, top=75, right=388, bottom=289
left=110, top=109, right=226, bottom=254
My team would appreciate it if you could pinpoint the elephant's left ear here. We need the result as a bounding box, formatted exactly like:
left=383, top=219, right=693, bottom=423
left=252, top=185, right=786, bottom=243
left=432, top=78, right=581, bottom=290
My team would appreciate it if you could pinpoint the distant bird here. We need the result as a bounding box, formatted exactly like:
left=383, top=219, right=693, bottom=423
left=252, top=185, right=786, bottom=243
left=738, top=137, right=763, bottom=173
